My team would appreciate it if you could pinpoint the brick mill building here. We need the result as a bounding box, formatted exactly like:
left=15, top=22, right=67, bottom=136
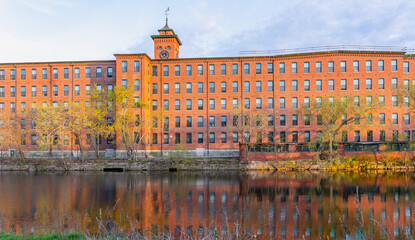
left=0, top=19, right=414, bottom=159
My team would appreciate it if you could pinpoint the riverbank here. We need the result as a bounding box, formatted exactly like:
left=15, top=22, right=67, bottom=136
left=0, top=156, right=415, bottom=172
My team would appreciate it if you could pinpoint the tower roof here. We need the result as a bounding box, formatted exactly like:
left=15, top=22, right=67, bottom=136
left=159, top=19, right=172, bottom=31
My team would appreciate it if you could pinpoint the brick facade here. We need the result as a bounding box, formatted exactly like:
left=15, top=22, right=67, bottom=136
left=0, top=22, right=414, bottom=157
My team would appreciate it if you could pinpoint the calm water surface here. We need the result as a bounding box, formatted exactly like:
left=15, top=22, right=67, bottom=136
left=0, top=171, right=414, bottom=239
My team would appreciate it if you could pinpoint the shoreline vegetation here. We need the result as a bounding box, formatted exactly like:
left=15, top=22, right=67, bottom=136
left=0, top=155, right=415, bottom=172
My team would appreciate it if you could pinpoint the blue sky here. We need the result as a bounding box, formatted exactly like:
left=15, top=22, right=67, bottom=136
left=0, top=0, right=414, bottom=62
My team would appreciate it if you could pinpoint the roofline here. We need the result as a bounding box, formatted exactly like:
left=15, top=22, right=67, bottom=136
left=151, top=34, right=182, bottom=46
left=0, top=60, right=116, bottom=66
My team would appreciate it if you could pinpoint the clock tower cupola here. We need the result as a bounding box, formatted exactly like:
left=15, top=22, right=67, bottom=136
left=151, top=8, right=182, bottom=60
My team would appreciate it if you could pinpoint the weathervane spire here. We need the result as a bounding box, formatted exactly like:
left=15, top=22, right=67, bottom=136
left=165, top=7, right=170, bottom=24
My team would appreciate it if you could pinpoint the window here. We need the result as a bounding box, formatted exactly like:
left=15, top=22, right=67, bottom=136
left=366, top=96, right=372, bottom=107
left=366, top=79, right=372, bottom=90
left=316, top=80, right=322, bottom=91
left=378, top=78, right=384, bottom=90
left=244, top=63, right=250, bottom=74
left=64, top=85, right=69, bottom=96
left=267, top=63, right=273, bottom=73
left=256, top=98, right=262, bottom=109
left=279, top=97, right=285, bottom=109
left=20, top=69, right=27, bottom=80
left=304, top=80, right=310, bottom=91
left=392, top=113, right=398, bottom=124
left=186, top=133, right=192, bottom=144
left=256, top=63, right=261, bottom=74
left=10, top=69, right=15, bottom=80
left=316, top=61, right=321, bottom=73
left=134, top=61, right=140, bottom=72
left=268, top=115, right=274, bottom=126
left=292, top=97, right=298, bottom=109
left=186, top=99, right=192, bottom=110
left=186, top=82, right=192, bottom=94
left=304, top=97, right=310, bottom=108
left=221, top=116, right=227, bottom=127
left=21, top=86, right=26, bottom=97
left=209, top=116, right=215, bottom=127
left=354, top=96, right=360, bottom=107
left=304, top=62, right=310, bottom=73
left=209, top=99, right=215, bottom=110
left=280, top=115, right=286, bottom=126
left=31, top=86, right=36, bottom=97
left=232, top=81, right=238, bottom=92
left=21, top=102, right=26, bottom=112
left=209, top=64, right=215, bottom=75
left=353, top=60, right=359, bottom=72
left=380, top=130, right=385, bottom=142
left=0, top=70, right=3, bottom=80
left=107, top=67, right=113, bottom=78
left=232, top=132, right=239, bottom=143
left=268, top=97, right=274, bottom=109
left=186, top=65, right=192, bottom=76
left=404, top=79, right=409, bottom=90
left=198, top=133, right=204, bottom=143
left=341, top=61, right=346, bottom=72
left=175, top=100, right=180, bottom=110
left=198, top=64, right=203, bottom=75
left=209, top=133, right=215, bottom=143
left=198, top=117, right=203, bottom=127
left=221, top=98, right=226, bottom=110
left=209, top=82, right=214, bottom=93
left=11, top=86, right=15, bottom=97
left=279, top=80, right=285, bottom=92
left=132, top=79, right=139, bottom=91
left=11, top=102, right=15, bottom=113
left=392, top=95, right=398, bottom=107
left=152, top=100, right=158, bottom=111
left=292, top=114, right=298, bottom=126
left=171, top=65, right=179, bottom=77
left=391, top=78, right=398, bottom=90
left=122, top=61, right=127, bottom=72
left=221, top=82, right=226, bottom=92
left=186, top=117, right=192, bottom=127
left=86, top=67, right=91, bottom=78
left=244, top=98, right=250, bottom=109
left=255, top=81, right=261, bottom=92
left=292, top=131, right=298, bottom=142
left=378, top=60, right=384, bottom=71
left=305, top=131, right=311, bottom=142
left=86, top=85, right=91, bottom=95
left=74, top=68, right=80, bottom=79
left=391, top=59, right=397, bottom=71
left=280, top=131, right=286, bottom=143
left=0, top=103, right=3, bottom=112
left=0, top=87, right=4, bottom=98
left=232, top=64, right=238, bottom=75
left=32, top=69, right=36, bottom=80
left=152, top=83, right=158, bottom=94
left=367, top=130, right=373, bottom=142
left=232, top=98, right=238, bottom=109
left=292, top=62, right=297, bottom=73
left=163, top=133, right=169, bottom=144
left=175, top=117, right=180, bottom=128
left=152, top=66, right=158, bottom=77
left=328, top=61, right=334, bottom=73
left=379, top=95, right=385, bottom=107
left=163, top=65, right=169, bottom=76
left=366, top=60, right=372, bottom=72
left=379, top=113, right=385, bottom=124
left=244, top=81, right=250, bottom=92
left=266, top=80, right=273, bottom=92
left=163, top=118, right=169, bottom=130
left=198, top=82, right=203, bottom=93
left=353, top=79, right=359, bottom=90
left=328, top=79, right=334, bottom=91
left=42, top=85, right=48, bottom=97
left=279, top=62, right=285, bottom=73
left=175, top=83, right=180, bottom=94
left=404, top=113, right=410, bottom=125
left=198, top=99, right=203, bottom=110
left=354, top=131, right=360, bottom=142
left=221, top=64, right=226, bottom=75
left=163, top=100, right=169, bottom=110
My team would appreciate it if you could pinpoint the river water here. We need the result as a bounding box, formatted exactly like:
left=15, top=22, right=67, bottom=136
left=0, top=171, right=414, bottom=239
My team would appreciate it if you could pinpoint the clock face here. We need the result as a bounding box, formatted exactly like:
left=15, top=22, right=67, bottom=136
left=159, top=50, right=169, bottom=59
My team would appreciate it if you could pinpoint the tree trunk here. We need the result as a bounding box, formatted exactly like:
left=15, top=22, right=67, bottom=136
left=16, top=144, right=26, bottom=163
left=329, top=138, right=333, bottom=161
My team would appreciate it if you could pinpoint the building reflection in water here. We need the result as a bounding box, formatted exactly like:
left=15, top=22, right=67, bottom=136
left=0, top=171, right=414, bottom=239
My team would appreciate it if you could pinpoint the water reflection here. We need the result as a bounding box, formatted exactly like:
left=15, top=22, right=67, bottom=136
left=0, top=171, right=414, bottom=239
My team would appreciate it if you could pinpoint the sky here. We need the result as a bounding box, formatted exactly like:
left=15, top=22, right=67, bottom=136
left=0, top=0, right=415, bottom=62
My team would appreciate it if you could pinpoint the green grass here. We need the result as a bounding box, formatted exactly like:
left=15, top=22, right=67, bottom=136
left=0, top=233, right=86, bottom=240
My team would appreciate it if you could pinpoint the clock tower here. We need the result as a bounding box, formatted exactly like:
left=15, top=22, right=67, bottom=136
left=151, top=12, right=182, bottom=60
